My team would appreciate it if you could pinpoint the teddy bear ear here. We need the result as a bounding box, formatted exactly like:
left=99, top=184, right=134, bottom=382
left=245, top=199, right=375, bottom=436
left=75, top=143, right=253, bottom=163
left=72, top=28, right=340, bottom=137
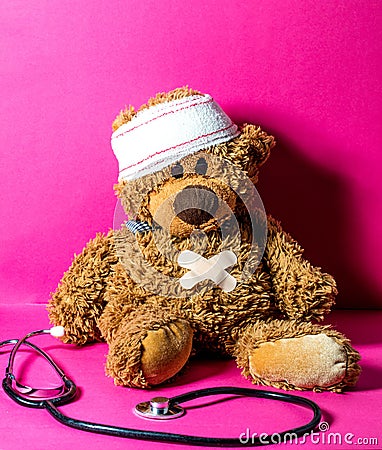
left=241, top=124, right=275, bottom=167
left=112, top=104, right=136, bottom=132
left=225, top=124, right=275, bottom=181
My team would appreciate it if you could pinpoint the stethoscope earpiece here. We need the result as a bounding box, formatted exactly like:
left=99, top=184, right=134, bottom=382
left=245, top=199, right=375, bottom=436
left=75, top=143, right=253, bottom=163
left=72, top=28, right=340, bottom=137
left=49, top=326, right=65, bottom=338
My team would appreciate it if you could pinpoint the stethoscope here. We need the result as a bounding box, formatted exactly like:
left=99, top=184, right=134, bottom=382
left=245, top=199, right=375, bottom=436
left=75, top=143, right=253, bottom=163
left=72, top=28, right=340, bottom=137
left=1, top=327, right=322, bottom=447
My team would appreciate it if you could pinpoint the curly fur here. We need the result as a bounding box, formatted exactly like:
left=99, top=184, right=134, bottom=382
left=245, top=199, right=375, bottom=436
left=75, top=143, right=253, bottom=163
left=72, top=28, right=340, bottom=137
left=48, top=87, right=361, bottom=391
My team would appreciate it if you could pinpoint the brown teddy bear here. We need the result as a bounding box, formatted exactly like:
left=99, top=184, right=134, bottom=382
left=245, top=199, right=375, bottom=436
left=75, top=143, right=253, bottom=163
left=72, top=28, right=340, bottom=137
left=48, top=87, right=361, bottom=392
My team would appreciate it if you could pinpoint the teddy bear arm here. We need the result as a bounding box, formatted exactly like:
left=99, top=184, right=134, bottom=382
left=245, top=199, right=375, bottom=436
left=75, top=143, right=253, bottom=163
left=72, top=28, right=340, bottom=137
left=263, top=216, right=337, bottom=321
left=47, top=231, right=118, bottom=344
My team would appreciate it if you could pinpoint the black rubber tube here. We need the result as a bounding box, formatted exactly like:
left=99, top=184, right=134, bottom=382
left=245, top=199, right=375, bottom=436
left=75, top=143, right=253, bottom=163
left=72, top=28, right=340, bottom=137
left=44, top=386, right=321, bottom=447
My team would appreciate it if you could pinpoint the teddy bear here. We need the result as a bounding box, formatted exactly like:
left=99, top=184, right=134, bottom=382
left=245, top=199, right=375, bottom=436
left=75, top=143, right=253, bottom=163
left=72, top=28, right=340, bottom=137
left=48, top=86, right=361, bottom=392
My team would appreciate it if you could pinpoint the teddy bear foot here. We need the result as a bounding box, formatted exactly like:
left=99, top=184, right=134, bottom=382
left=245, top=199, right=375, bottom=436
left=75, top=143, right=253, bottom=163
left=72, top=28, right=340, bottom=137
left=249, top=334, right=349, bottom=390
left=104, top=309, right=193, bottom=388
left=235, top=319, right=361, bottom=392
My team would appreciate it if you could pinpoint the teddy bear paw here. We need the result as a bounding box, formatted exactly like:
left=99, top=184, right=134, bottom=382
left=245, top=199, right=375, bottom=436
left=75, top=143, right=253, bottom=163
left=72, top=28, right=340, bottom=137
left=105, top=315, right=193, bottom=388
left=247, top=333, right=360, bottom=391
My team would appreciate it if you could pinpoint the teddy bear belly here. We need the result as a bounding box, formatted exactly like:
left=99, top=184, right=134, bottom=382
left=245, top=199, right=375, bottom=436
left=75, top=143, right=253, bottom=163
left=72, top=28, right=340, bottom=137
left=179, top=293, right=278, bottom=355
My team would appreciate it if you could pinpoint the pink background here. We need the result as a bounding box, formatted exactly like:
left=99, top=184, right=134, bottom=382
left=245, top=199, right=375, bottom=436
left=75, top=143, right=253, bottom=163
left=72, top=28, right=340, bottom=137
left=1, top=0, right=381, bottom=308
left=1, top=5, right=381, bottom=449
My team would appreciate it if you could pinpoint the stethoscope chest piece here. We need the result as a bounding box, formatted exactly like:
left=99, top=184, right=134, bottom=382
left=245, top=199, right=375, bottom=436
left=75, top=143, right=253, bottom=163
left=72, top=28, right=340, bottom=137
left=134, top=396, right=184, bottom=420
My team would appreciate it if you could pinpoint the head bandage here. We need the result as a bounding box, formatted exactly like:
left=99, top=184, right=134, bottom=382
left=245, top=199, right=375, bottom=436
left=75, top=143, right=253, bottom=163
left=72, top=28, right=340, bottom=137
left=111, top=94, right=239, bottom=181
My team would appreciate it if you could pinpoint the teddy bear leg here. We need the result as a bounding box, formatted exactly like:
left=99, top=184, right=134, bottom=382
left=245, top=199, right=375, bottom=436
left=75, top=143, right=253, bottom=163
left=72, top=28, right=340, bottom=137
left=100, top=306, right=193, bottom=388
left=234, top=319, right=361, bottom=392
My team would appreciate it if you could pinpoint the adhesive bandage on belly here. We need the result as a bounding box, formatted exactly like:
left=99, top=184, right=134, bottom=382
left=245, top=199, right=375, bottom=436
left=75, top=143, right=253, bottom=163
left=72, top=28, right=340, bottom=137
left=178, top=250, right=237, bottom=292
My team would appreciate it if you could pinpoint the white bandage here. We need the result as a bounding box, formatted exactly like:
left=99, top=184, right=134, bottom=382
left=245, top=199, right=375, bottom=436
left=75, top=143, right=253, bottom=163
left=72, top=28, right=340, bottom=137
left=178, top=250, right=237, bottom=292
left=111, top=94, right=239, bottom=181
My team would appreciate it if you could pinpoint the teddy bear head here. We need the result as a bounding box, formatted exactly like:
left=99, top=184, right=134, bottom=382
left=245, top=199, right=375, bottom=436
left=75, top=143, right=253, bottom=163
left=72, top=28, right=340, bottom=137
left=112, top=87, right=275, bottom=238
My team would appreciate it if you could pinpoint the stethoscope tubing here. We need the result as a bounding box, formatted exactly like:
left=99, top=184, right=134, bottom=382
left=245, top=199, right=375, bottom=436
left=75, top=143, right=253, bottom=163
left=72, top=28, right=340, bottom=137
left=1, top=332, right=322, bottom=447
left=43, top=386, right=321, bottom=447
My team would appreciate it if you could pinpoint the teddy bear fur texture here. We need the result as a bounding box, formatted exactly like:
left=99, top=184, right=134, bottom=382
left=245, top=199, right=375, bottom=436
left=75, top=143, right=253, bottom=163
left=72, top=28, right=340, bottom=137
left=48, top=87, right=361, bottom=392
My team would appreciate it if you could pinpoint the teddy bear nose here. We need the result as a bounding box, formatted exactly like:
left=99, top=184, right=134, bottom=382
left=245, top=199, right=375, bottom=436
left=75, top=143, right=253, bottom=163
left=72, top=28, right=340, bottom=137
left=173, top=185, right=219, bottom=226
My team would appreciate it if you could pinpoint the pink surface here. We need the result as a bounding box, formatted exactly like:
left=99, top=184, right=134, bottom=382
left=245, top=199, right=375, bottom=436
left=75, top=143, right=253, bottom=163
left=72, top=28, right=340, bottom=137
left=0, top=306, right=381, bottom=450
left=0, top=1, right=381, bottom=308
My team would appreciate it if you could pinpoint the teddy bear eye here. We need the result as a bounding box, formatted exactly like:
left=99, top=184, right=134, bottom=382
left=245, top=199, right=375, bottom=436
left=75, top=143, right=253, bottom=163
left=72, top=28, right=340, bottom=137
left=195, top=157, right=208, bottom=175
left=171, top=163, right=184, bottom=179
